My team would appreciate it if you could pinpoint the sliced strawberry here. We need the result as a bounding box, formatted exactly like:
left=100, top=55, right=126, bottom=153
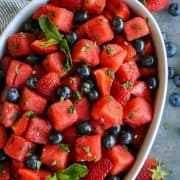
left=0, top=125, right=7, bottom=148
left=36, top=72, right=60, bottom=99
left=85, top=157, right=113, bottom=180
left=31, top=39, right=59, bottom=55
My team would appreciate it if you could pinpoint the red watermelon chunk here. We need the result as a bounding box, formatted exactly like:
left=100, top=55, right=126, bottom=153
left=100, top=44, right=127, bottom=72
left=33, top=4, right=74, bottom=33
left=75, top=135, right=102, bottom=162
left=84, top=15, right=114, bottom=45
left=0, top=125, right=7, bottom=149
left=43, top=52, right=67, bottom=78
left=7, top=33, right=35, bottom=58
left=4, top=135, right=32, bottom=161
left=124, top=17, right=150, bottom=41
left=0, top=102, right=21, bottom=128
left=92, top=96, right=123, bottom=129
left=48, top=100, right=78, bottom=131
left=0, top=162, right=10, bottom=180
left=1, top=56, right=11, bottom=73
left=72, top=39, right=100, bottom=67
left=106, top=145, right=134, bottom=175
left=116, top=61, right=140, bottom=83
left=63, top=126, right=77, bottom=146
left=20, top=88, right=47, bottom=115
left=123, top=97, right=153, bottom=127
left=41, top=144, right=69, bottom=170
left=142, top=38, right=155, bottom=56
left=25, top=117, right=52, bottom=144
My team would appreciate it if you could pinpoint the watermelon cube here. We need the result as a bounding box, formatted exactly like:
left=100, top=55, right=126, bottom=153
left=92, top=96, right=123, bottom=129
left=124, top=17, right=150, bottom=41
left=4, top=135, right=31, bottom=161
left=20, top=88, right=47, bottom=115
left=84, top=15, right=114, bottom=45
left=0, top=125, right=7, bottom=149
left=0, top=102, right=21, bottom=128
left=75, top=135, right=102, bottom=162
left=48, top=100, right=78, bottom=131
left=106, top=145, right=134, bottom=175
left=25, top=117, right=52, bottom=144
left=41, top=144, right=69, bottom=170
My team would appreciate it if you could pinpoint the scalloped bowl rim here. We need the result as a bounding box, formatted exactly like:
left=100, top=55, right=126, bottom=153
left=0, top=0, right=168, bottom=179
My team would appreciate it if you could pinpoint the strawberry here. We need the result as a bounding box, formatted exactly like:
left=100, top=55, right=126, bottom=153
left=61, top=76, right=80, bottom=91
left=32, top=65, right=46, bottom=79
left=49, top=0, right=83, bottom=10
left=136, top=158, right=172, bottom=180
left=36, top=72, right=60, bottom=98
left=140, top=0, right=170, bottom=12
left=85, top=157, right=113, bottom=180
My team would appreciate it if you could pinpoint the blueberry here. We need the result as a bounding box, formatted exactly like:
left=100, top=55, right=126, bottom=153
left=0, top=150, right=7, bottom=161
left=146, top=76, right=158, bottom=90
left=168, top=67, right=176, bottom=79
left=106, top=175, right=121, bottom=180
left=165, top=41, right=177, bottom=57
left=169, top=93, right=180, bottom=107
left=57, top=85, right=72, bottom=100
left=27, top=76, right=38, bottom=89
left=169, top=3, right=180, bottom=16
left=81, top=79, right=95, bottom=94
left=26, top=155, right=41, bottom=170
left=112, top=16, right=124, bottom=34
left=119, top=130, right=133, bottom=145
left=77, top=65, right=91, bottom=79
left=103, top=135, right=116, bottom=149
left=132, top=39, right=145, bottom=54
left=108, top=125, right=121, bottom=136
left=66, top=32, right=78, bottom=45
left=26, top=55, right=43, bottom=65
left=0, top=69, right=5, bottom=90
left=75, top=10, right=89, bottom=24
left=141, top=56, right=156, bottom=68
left=24, top=18, right=40, bottom=33
left=6, top=88, right=20, bottom=103
left=87, top=89, right=99, bottom=102
left=173, top=74, right=180, bottom=87
left=77, top=121, right=93, bottom=135
left=49, top=132, right=63, bottom=144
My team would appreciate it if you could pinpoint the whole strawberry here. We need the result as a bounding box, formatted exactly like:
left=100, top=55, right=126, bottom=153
left=136, top=158, right=172, bottom=180
left=140, top=0, right=170, bottom=12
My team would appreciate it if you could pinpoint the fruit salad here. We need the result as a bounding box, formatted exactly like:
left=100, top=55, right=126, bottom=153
left=0, top=0, right=158, bottom=179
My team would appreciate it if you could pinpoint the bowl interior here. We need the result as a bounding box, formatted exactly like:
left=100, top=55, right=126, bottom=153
left=0, top=0, right=168, bottom=179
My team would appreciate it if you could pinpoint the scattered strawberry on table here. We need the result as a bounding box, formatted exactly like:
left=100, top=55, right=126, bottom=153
left=0, top=0, right=166, bottom=179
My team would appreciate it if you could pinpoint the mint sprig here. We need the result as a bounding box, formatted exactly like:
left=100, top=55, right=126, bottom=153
left=38, top=16, right=73, bottom=72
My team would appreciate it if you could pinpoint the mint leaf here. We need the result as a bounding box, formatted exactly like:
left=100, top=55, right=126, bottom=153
left=39, top=15, right=63, bottom=41
left=25, top=111, right=36, bottom=118
left=122, top=82, right=134, bottom=89
left=60, top=144, right=70, bottom=153
left=40, top=38, right=59, bottom=47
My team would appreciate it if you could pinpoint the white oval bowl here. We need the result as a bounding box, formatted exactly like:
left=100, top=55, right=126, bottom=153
left=0, top=0, right=168, bottom=179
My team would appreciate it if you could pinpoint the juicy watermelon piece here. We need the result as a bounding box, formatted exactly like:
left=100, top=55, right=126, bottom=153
left=106, top=145, right=134, bottom=175
left=33, top=4, right=74, bottom=33
left=116, top=62, right=140, bottom=83
left=83, top=0, right=106, bottom=14
left=20, top=88, right=47, bottom=115
left=103, top=9, right=113, bottom=21
left=43, top=52, right=67, bottom=78
left=0, top=162, right=10, bottom=180
left=75, top=135, right=102, bottom=162
left=41, top=144, right=69, bottom=170
left=0, top=102, right=20, bottom=128
left=92, top=96, right=123, bottom=129
left=106, top=0, right=130, bottom=21
left=0, top=125, right=7, bottom=148
left=111, top=79, right=132, bottom=107
left=7, top=32, right=35, bottom=57
left=11, top=160, right=24, bottom=179
left=84, top=15, right=114, bottom=45
left=73, top=97, right=91, bottom=121
left=123, top=97, right=153, bottom=127
left=25, top=117, right=52, bottom=144
left=6, top=60, right=33, bottom=88
left=124, top=17, right=150, bottom=41
left=1, top=56, right=11, bottom=73
left=72, top=39, right=100, bottom=67
left=4, top=135, right=31, bottom=161
left=63, top=126, right=77, bottom=145
left=93, top=67, right=114, bottom=96
left=100, top=44, right=127, bottom=72
left=48, top=100, right=78, bottom=131
left=142, top=38, right=155, bottom=56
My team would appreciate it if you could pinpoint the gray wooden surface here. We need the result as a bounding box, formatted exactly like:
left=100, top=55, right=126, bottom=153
left=150, top=2, right=180, bottom=179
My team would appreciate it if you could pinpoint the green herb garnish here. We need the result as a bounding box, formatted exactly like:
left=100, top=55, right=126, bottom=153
left=106, top=47, right=114, bottom=55
left=122, top=82, right=134, bottom=89
left=60, top=144, right=70, bottom=152
left=25, top=111, right=36, bottom=118
left=129, top=112, right=135, bottom=119
left=67, top=106, right=75, bottom=114
left=106, top=69, right=115, bottom=79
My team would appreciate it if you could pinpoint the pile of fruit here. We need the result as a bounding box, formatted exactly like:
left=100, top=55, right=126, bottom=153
left=0, top=0, right=163, bottom=179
